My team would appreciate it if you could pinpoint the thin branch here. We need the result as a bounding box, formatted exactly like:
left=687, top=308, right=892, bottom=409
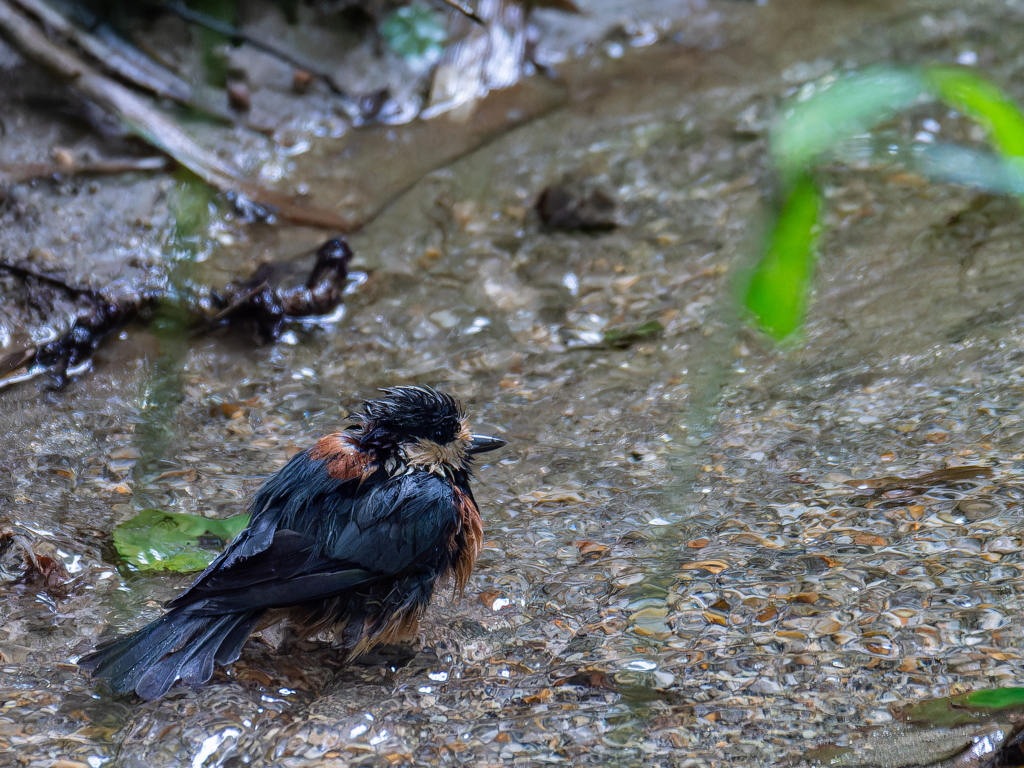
left=0, top=0, right=352, bottom=231
left=438, top=0, right=484, bottom=24
left=9, top=0, right=233, bottom=121
left=153, top=0, right=351, bottom=96
left=0, top=156, right=169, bottom=183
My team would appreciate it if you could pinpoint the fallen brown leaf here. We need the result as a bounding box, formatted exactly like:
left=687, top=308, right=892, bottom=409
left=853, top=533, right=886, bottom=547
left=681, top=560, right=728, bottom=575
left=574, top=540, right=608, bottom=556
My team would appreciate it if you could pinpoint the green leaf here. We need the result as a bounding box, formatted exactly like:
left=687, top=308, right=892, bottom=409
left=925, top=66, right=1024, bottom=159
left=601, top=320, right=664, bottom=348
left=381, top=3, right=447, bottom=63
left=113, top=508, right=250, bottom=572
left=771, top=66, right=925, bottom=183
left=901, top=687, right=1024, bottom=728
left=754, top=64, right=1024, bottom=342
left=744, top=174, right=822, bottom=339
left=964, top=686, right=1024, bottom=709
left=170, top=168, right=217, bottom=246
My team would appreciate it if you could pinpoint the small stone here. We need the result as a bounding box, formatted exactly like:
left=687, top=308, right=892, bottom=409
left=228, top=81, right=251, bottom=111
left=293, top=70, right=314, bottom=93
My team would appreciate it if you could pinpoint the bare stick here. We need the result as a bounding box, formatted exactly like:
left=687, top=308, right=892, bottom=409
left=0, top=0, right=352, bottom=231
left=0, top=156, right=169, bottom=183
left=10, top=0, right=194, bottom=103
left=154, top=0, right=350, bottom=96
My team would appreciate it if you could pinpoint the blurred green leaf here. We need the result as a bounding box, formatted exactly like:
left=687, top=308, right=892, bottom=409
left=190, top=0, right=234, bottom=87
left=113, top=508, right=249, bottom=572
left=925, top=66, right=1024, bottom=158
left=381, top=3, right=447, bottom=63
left=771, top=66, right=925, bottom=183
left=753, top=64, right=1024, bottom=342
left=170, top=168, right=217, bottom=246
left=744, top=174, right=821, bottom=339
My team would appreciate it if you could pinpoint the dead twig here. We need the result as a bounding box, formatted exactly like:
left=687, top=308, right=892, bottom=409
left=0, top=238, right=353, bottom=390
left=0, top=530, right=71, bottom=596
left=10, top=0, right=202, bottom=108
left=0, top=0, right=352, bottom=231
left=153, top=0, right=353, bottom=97
left=845, top=466, right=995, bottom=494
left=0, top=260, right=154, bottom=389
left=0, top=155, right=168, bottom=183
left=438, top=0, right=485, bottom=24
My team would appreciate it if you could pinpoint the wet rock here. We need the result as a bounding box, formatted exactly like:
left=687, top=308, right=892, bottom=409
left=227, top=81, right=252, bottom=112
left=536, top=182, right=618, bottom=231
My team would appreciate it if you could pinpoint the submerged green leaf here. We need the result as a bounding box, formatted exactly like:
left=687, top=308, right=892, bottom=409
left=901, top=686, right=1024, bottom=728
left=744, top=174, right=821, bottom=339
left=113, top=508, right=250, bottom=572
left=964, top=687, right=1024, bottom=709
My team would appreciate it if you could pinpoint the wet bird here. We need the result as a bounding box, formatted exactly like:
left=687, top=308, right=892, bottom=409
left=79, top=386, right=506, bottom=699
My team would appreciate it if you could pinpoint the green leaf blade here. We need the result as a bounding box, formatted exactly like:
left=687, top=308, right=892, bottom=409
left=963, top=686, right=1024, bottom=710
left=744, top=174, right=822, bottom=339
left=925, top=66, right=1024, bottom=158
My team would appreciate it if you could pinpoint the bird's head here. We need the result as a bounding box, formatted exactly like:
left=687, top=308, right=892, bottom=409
left=352, top=386, right=506, bottom=475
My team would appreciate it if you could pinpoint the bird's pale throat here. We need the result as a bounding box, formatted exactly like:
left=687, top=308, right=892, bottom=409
left=404, top=420, right=472, bottom=473
left=405, top=438, right=467, bottom=473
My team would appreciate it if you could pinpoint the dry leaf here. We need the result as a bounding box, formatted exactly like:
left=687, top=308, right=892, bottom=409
left=478, top=590, right=505, bottom=609
left=853, top=533, right=886, bottom=547
left=756, top=606, right=777, bottom=623
left=681, top=560, right=728, bottom=575
left=575, top=540, right=608, bottom=556
left=523, top=688, right=553, bottom=704
left=702, top=611, right=728, bottom=626
left=519, top=489, right=584, bottom=504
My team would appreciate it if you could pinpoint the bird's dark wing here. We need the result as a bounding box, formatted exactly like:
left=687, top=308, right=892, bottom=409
left=167, top=440, right=462, bottom=614
left=167, top=434, right=373, bottom=606
left=166, top=528, right=377, bottom=612
left=317, top=470, right=462, bottom=570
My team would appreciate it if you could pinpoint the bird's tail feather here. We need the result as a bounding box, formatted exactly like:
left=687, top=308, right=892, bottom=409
left=79, top=606, right=264, bottom=699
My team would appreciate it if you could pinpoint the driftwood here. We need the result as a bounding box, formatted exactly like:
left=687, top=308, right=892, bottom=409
left=0, top=0, right=352, bottom=231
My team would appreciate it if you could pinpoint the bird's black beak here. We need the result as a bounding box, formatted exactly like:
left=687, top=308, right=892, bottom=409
left=467, top=434, right=507, bottom=454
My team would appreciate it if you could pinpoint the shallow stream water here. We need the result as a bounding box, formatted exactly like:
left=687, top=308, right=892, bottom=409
left=4, top=1, right=1024, bottom=766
